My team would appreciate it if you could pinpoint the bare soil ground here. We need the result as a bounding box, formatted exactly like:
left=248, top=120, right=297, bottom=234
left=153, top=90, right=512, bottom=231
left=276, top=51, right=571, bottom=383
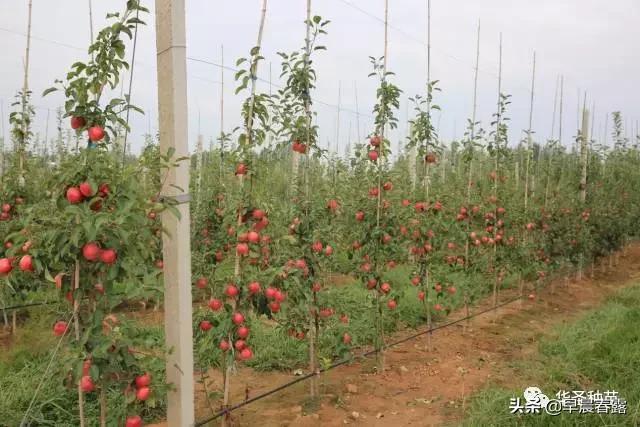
left=151, top=245, right=640, bottom=427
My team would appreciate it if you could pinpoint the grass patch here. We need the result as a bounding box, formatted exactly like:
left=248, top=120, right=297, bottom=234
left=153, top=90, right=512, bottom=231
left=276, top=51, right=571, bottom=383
left=462, top=283, right=640, bottom=426
left=0, top=307, right=167, bottom=426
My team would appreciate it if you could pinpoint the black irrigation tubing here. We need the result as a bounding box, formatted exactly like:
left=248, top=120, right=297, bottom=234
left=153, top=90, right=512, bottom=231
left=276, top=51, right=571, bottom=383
left=194, top=294, right=524, bottom=426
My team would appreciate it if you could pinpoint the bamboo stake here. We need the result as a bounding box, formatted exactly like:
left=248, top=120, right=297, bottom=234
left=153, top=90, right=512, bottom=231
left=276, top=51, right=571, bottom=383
left=19, top=0, right=33, bottom=183
left=354, top=81, right=361, bottom=143
left=195, top=133, right=203, bottom=212
left=74, top=260, right=86, bottom=427
left=99, top=389, right=106, bottom=427
left=544, top=76, right=560, bottom=210
left=219, top=44, right=225, bottom=180
left=524, top=51, right=536, bottom=212
left=464, top=20, right=480, bottom=269
left=301, top=0, right=320, bottom=400
left=88, top=0, right=94, bottom=45
left=336, top=81, right=341, bottom=155
left=580, top=109, right=589, bottom=203
left=0, top=100, right=5, bottom=179
left=373, top=0, right=390, bottom=373
left=492, top=33, right=503, bottom=316
left=577, top=107, right=589, bottom=281
left=555, top=76, right=564, bottom=194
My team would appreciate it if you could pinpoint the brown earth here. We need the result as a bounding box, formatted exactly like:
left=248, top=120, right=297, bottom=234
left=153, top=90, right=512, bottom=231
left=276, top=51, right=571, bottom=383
left=151, top=244, right=640, bottom=427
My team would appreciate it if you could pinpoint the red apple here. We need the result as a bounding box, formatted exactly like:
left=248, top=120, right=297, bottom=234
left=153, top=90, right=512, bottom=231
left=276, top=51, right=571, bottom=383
left=274, top=290, right=285, bottom=302
left=327, top=199, right=339, bottom=211
left=225, top=284, right=239, bottom=298
left=235, top=163, right=248, bottom=176
left=247, top=231, right=260, bottom=244
left=79, top=182, right=94, bottom=198
left=342, top=333, right=352, bottom=345
left=125, top=415, right=143, bottom=427
left=98, top=183, right=110, bottom=197
left=387, top=300, right=397, bottom=310
left=66, top=187, right=84, bottom=204
left=135, top=373, right=151, bottom=389
left=239, top=348, right=253, bottom=361
left=196, top=277, right=208, bottom=289
left=232, top=312, right=244, bottom=325
left=70, top=116, right=86, bottom=130
left=199, top=320, right=213, bottom=331
left=236, top=243, right=249, bottom=256
left=247, top=281, right=261, bottom=295
left=88, top=126, right=105, bottom=142
left=219, top=340, right=230, bottom=351
left=53, top=321, right=68, bottom=336
left=237, top=326, right=250, bottom=339
left=265, top=287, right=277, bottom=300
left=99, top=248, right=117, bottom=264
left=269, top=301, right=281, bottom=313
left=368, top=150, right=379, bottom=162
left=0, top=258, right=12, bottom=275
left=208, top=298, right=223, bottom=311
left=80, top=375, right=95, bottom=393
left=136, top=386, right=150, bottom=401
left=82, top=242, right=101, bottom=262
left=19, top=255, right=34, bottom=272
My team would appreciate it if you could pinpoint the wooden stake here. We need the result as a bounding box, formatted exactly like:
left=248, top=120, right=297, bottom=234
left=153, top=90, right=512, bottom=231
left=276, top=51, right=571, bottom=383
left=154, top=1, right=195, bottom=425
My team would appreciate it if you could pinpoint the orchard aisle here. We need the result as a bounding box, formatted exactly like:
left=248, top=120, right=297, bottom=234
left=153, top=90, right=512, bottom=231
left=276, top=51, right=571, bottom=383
left=152, top=244, right=640, bottom=427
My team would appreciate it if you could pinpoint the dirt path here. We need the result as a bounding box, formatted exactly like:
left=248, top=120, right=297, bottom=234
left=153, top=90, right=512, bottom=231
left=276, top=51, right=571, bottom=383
left=153, top=244, right=640, bottom=427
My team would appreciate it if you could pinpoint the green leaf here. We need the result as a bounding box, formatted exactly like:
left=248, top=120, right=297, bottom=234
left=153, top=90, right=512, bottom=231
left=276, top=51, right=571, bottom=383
left=42, top=87, right=58, bottom=97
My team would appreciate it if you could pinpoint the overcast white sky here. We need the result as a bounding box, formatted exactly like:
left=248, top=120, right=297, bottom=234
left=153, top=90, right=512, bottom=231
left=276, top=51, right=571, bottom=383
left=0, top=0, right=639, bottom=155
